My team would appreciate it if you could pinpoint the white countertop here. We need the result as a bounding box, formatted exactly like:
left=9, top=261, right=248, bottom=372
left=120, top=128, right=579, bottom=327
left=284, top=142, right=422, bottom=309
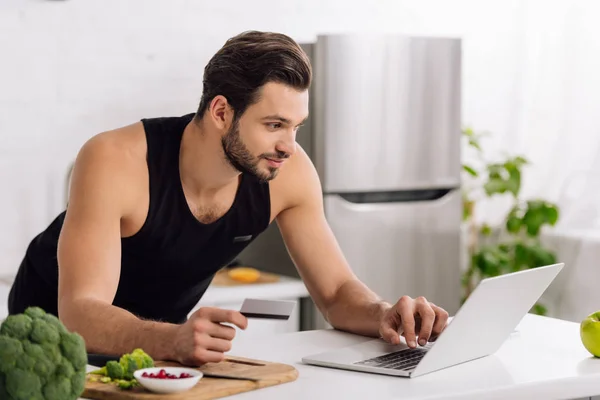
left=203, top=313, right=599, bottom=400
left=81, top=313, right=600, bottom=400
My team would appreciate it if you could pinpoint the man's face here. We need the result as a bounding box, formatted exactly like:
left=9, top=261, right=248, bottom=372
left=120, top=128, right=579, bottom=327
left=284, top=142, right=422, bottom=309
left=222, top=82, right=309, bottom=182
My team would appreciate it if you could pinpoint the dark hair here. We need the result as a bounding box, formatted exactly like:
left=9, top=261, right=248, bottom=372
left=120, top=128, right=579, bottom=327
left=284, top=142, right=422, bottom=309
left=196, top=31, right=312, bottom=121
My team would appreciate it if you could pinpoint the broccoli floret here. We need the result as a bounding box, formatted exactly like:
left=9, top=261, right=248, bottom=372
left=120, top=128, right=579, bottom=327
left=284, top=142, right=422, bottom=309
left=59, top=331, right=87, bottom=370
left=1, top=314, right=33, bottom=340
left=0, top=336, right=24, bottom=374
left=100, top=376, right=112, bottom=383
left=24, top=306, right=47, bottom=320
left=117, top=380, right=135, bottom=390
left=131, top=348, right=154, bottom=368
left=23, top=341, right=55, bottom=383
left=40, top=342, right=62, bottom=365
left=55, top=357, right=75, bottom=378
left=106, top=360, right=124, bottom=380
left=40, top=314, right=68, bottom=335
left=119, top=356, right=138, bottom=380
left=43, top=377, right=71, bottom=400
left=31, top=318, right=60, bottom=345
left=0, top=307, right=88, bottom=400
left=70, top=371, right=86, bottom=399
left=89, top=366, right=107, bottom=376
left=6, top=369, right=43, bottom=400
left=16, top=352, right=37, bottom=372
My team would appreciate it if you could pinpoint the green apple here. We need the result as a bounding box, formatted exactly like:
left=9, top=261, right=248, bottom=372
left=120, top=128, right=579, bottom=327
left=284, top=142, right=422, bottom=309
left=581, top=311, right=600, bottom=357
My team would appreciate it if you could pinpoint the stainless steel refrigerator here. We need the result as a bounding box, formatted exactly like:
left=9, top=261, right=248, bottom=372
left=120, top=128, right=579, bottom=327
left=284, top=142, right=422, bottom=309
left=237, top=34, right=463, bottom=330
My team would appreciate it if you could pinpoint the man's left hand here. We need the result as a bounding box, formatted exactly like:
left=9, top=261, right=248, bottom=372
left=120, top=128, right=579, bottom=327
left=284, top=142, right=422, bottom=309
left=379, top=295, right=449, bottom=348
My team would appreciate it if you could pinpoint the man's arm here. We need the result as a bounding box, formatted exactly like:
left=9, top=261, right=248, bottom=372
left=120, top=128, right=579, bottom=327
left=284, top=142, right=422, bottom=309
left=275, top=148, right=449, bottom=347
left=57, top=133, right=178, bottom=359
left=274, top=148, right=389, bottom=338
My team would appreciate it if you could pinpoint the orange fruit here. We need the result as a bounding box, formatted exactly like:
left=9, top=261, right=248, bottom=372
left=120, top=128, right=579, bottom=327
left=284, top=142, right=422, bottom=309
left=227, top=267, right=261, bottom=283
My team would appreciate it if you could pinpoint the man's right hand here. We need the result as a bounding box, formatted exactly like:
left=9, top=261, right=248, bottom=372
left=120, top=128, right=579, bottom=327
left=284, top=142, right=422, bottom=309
left=173, top=307, right=248, bottom=365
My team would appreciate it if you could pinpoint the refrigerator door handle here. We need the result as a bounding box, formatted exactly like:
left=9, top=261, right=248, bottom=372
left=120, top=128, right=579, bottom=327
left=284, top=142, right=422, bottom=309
left=335, top=188, right=454, bottom=205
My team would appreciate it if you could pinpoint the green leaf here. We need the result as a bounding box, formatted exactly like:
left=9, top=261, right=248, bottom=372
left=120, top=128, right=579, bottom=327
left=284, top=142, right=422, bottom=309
left=481, top=224, right=492, bottom=236
left=531, top=303, right=547, bottom=316
left=498, top=243, right=511, bottom=252
left=487, top=164, right=504, bottom=179
left=463, top=199, right=474, bottom=221
left=463, top=127, right=474, bottom=137
left=522, top=205, right=546, bottom=236
left=462, top=165, right=478, bottom=177
left=468, top=138, right=483, bottom=152
left=484, top=179, right=507, bottom=196
left=529, top=244, right=557, bottom=267
left=514, top=156, right=529, bottom=166
left=506, top=216, right=521, bottom=233
left=514, top=242, right=530, bottom=270
left=505, top=164, right=521, bottom=197
left=474, top=250, right=501, bottom=277
left=544, top=205, right=559, bottom=225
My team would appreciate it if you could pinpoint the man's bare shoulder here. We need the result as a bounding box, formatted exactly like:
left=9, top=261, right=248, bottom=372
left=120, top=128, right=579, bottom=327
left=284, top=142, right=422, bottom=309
left=80, top=121, right=147, bottom=165
left=269, top=144, right=323, bottom=216
left=70, top=121, right=149, bottom=212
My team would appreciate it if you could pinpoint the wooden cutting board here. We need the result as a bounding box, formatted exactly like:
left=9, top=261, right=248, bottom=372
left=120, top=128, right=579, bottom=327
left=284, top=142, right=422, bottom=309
left=82, top=355, right=298, bottom=399
left=211, top=269, right=280, bottom=286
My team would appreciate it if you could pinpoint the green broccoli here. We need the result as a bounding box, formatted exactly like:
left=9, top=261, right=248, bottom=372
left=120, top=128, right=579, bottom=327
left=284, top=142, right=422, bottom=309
left=6, top=369, right=43, bottom=400
left=89, top=348, right=154, bottom=390
left=89, top=366, right=107, bottom=376
left=0, top=336, right=24, bottom=373
left=117, top=380, right=135, bottom=390
left=43, top=377, right=71, bottom=400
left=0, top=307, right=88, bottom=400
left=31, top=318, right=61, bottom=345
left=0, top=314, right=33, bottom=340
left=106, top=360, right=124, bottom=380
left=131, top=348, right=155, bottom=369
left=119, top=356, right=138, bottom=380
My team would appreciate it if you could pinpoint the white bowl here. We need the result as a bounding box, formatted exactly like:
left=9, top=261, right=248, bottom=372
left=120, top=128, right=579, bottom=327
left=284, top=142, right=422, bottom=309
left=134, top=367, right=203, bottom=394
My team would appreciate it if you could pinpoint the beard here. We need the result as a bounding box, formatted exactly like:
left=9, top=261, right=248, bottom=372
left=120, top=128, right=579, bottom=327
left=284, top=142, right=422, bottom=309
left=221, top=120, right=289, bottom=182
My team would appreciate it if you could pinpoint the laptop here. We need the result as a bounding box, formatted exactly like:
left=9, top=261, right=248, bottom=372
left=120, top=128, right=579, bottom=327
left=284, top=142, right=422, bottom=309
left=302, top=262, right=564, bottom=378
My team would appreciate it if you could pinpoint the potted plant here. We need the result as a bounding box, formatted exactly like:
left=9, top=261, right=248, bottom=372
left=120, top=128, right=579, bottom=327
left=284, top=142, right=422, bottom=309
left=461, top=127, right=560, bottom=315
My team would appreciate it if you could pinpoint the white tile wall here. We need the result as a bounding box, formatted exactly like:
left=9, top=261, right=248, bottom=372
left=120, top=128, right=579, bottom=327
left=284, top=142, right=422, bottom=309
left=0, top=0, right=525, bottom=277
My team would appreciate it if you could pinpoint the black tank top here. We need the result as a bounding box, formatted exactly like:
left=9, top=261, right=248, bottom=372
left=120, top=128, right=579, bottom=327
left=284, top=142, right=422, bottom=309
left=9, top=113, right=271, bottom=324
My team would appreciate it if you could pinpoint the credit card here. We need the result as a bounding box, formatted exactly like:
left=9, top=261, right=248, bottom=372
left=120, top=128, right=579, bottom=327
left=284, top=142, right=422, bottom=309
left=239, top=298, right=296, bottom=320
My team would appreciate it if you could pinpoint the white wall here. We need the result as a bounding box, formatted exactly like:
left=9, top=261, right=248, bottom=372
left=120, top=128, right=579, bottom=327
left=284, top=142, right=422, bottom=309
left=0, top=0, right=532, bottom=276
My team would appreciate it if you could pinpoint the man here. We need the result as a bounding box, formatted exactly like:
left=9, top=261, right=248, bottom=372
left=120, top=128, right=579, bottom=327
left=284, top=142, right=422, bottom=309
left=8, top=31, right=449, bottom=366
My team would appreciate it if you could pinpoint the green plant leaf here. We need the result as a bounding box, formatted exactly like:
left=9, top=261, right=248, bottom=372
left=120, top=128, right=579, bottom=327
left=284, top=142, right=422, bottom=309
left=462, top=165, right=478, bottom=177
left=544, top=205, right=559, bottom=225
left=468, top=138, right=482, bottom=152
left=484, top=179, right=507, bottom=196
left=529, top=244, right=557, bottom=267
left=513, top=242, right=530, bottom=270
left=474, top=249, right=501, bottom=277
left=463, top=127, right=474, bottom=137
left=506, top=216, right=521, bottom=234
left=505, top=163, right=521, bottom=197
left=522, top=204, right=546, bottom=236
left=481, top=224, right=492, bottom=236
left=487, top=164, right=503, bottom=179
left=531, top=303, right=547, bottom=316
left=498, top=243, right=511, bottom=252
left=463, top=199, right=474, bottom=221
left=514, top=156, right=529, bottom=165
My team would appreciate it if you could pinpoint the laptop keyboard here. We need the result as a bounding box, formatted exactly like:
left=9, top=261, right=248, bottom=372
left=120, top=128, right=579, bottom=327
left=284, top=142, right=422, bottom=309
left=354, top=347, right=429, bottom=371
